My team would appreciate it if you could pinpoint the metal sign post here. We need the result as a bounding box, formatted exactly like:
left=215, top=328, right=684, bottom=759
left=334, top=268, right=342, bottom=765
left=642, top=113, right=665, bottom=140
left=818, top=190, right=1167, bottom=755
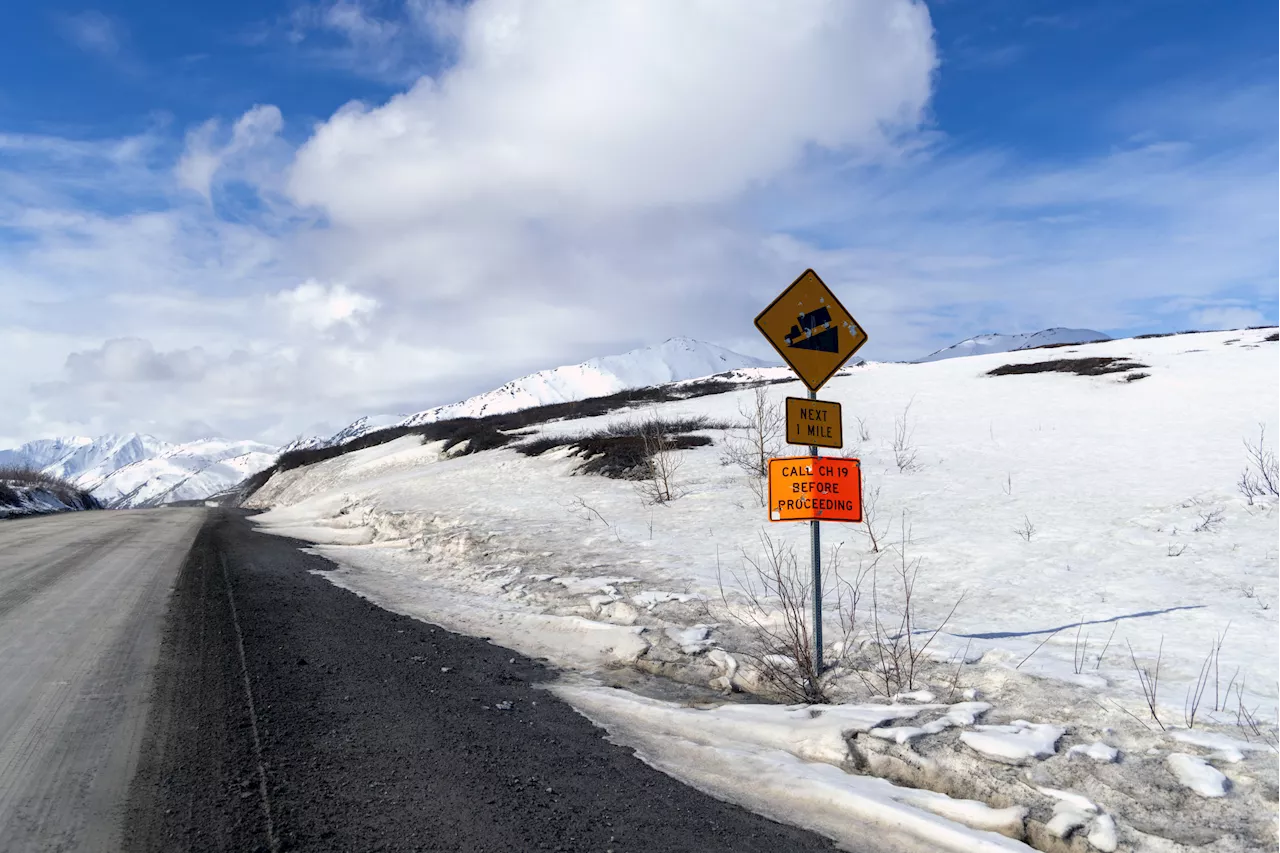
left=808, top=388, right=822, bottom=675
left=754, top=269, right=868, bottom=686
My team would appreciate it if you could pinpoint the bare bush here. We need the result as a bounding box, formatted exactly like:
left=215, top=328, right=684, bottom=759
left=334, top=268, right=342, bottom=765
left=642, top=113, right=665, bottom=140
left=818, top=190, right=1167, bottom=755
left=1238, top=424, right=1279, bottom=504
left=1127, top=638, right=1166, bottom=731
left=0, top=465, right=100, bottom=511
left=855, top=416, right=871, bottom=442
left=716, top=533, right=872, bottom=703
left=721, top=387, right=784, bottom=506
left=1193, top=507, right=1225, bottom=533
left=891, top=401, right=921, bottom=473
left=1186, top=626, right=1231, bottom=728
left=635, top=415, right=687, bottom=504
left=860, top=515, right=963, bottom=696
left=859, top=484, right=889, bottom=553
left=1014, top=515, right=1036, bottom=541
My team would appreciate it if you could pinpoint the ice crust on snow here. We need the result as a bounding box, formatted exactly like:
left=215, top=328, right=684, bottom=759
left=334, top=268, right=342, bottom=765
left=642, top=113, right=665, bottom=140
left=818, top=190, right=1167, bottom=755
left=1166, top=752, right=1230, bottom=797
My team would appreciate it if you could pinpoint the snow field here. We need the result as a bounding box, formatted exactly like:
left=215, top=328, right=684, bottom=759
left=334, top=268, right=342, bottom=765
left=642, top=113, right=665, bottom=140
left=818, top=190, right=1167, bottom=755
left=249, top=328, right=1279, bottom=851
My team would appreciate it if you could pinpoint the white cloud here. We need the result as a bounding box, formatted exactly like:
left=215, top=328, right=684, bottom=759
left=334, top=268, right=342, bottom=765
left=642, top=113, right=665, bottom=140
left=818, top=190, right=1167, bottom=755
left=176, top=105, right=286, bottom=199
left=273, top=280, right=379, bottom=332
left=288, top=0, right=938, bottom=224
left=58, top=11, right=124, bottom=58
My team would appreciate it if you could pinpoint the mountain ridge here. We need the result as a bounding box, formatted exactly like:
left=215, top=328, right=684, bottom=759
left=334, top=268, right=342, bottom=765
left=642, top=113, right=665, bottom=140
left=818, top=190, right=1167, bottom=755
left=915, top=327, right=1111, bottom=363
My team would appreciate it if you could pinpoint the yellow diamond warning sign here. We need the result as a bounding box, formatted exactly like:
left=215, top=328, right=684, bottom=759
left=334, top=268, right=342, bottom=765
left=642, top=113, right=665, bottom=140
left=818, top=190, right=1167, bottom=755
left=754, top=269, right=867, bottom=392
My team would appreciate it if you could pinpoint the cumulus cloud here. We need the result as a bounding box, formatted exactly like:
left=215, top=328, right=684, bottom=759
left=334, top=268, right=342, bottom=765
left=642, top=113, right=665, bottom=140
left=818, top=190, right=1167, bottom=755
left=288, top=0, right=937, bottom=224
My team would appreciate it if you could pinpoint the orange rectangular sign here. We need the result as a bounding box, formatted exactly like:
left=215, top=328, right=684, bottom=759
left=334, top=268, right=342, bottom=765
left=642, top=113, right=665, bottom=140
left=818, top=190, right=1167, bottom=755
left=785, top=397, right=842, bottom=449
left=768, top=456, right=862, bottom=522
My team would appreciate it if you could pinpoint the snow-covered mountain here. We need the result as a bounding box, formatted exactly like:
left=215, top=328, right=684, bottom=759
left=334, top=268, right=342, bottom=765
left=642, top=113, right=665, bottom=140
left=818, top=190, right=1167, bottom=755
left=0, top=434, right=170, bottom=484
left=0, top=433, right=279, bottom=508
left=314, top=337, right=774, bottom=447
left=915, top=327, right=1111, bottom=363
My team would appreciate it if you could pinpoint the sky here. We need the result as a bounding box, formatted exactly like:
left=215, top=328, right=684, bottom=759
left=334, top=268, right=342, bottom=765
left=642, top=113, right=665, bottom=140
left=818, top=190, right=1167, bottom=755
left=1, top=0, right=1276, bottom=448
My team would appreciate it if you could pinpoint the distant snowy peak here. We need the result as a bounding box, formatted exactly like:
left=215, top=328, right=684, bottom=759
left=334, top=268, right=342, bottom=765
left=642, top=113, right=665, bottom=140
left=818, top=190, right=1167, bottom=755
left=0, top=433, right=279, bottom=508
left=89, top=438, right=278, bottom=507
left=0, top=433, right=171, bottom=484
left=327, top=415, right=408, bottom=446
left=916, top=328, right=1111, bottom=363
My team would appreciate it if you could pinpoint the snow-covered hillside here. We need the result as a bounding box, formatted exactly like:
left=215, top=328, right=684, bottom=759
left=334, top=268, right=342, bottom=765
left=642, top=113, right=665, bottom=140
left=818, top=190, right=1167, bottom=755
left=917, top=327, right=1111, bottom=363
left=0, top=433, right=278, bottom=508
left=245, top=328, right=1279, bottom=852
left=313, top=337, right=773, bottom=447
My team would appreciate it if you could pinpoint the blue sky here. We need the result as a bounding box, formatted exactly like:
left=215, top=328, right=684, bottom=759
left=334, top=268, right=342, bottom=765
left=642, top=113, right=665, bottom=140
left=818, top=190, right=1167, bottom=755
left=0, top=1, right=1275, bottom=445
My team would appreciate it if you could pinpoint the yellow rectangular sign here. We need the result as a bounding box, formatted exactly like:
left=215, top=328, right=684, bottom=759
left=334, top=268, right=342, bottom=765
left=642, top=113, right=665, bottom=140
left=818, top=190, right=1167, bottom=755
left=768, top=456, right=862, bottom=523
left=786, top=397, right=842, bottom=449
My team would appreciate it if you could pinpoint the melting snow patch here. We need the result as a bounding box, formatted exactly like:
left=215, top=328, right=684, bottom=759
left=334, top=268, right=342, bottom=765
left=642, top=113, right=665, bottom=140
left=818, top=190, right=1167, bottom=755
left=1169, top=728, right=1265, bottom=763
left=553, top=684, right=1032, bottom=852
left=632, top=590, right=703, bottom=609
left=1166, top=752, right=1230, bottom=797
left=1087, top=813, right=1118, bottom=852
left=550, top=575, right=638, bottom=596
left=1067, top=741, right=1119, bottom=763
left=893, top=689, right=937, bottom=703
left=960, top=720, right=1064, bottom=764
left=868, top=702, right=992, bottom=744
left=663, top=625, right=713, bottom=654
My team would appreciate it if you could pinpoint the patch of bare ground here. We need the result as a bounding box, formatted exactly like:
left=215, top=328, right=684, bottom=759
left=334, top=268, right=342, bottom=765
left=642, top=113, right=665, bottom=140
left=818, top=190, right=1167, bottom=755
left=987, top=357, right=1150, bottom=378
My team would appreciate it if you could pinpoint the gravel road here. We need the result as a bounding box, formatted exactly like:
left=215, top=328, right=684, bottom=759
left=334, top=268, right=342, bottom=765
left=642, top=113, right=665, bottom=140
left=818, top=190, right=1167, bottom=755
left=0, top=509, right=206, bottom=853
left=124, top=510, right=843, bottom=853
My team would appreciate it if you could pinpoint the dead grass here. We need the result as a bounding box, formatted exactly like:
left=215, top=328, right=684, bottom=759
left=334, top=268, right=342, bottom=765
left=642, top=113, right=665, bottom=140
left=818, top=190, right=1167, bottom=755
left=0, top=466, right=101, bottom=512
left=987, top=356, right=1150, bottom=377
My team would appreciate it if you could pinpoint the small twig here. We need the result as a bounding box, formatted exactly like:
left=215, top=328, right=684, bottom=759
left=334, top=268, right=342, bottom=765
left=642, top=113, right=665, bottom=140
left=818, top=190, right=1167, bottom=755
left=1016, top=627, right=1062, bottom=670
left=1094, top=621, right=1118, bottom=670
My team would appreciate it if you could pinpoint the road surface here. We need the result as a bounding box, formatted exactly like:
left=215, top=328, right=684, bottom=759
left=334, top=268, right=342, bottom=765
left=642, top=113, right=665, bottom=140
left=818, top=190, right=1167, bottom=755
left=3, top=508, right=844, bottom=852
left=0, top=509, right=205, bottom=852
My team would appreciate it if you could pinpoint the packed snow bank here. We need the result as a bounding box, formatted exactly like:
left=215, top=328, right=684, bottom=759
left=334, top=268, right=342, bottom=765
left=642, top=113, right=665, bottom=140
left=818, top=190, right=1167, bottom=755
left=249, top=327, right=1280, bottom=851
left=553, top=681, right=1032, bottom=853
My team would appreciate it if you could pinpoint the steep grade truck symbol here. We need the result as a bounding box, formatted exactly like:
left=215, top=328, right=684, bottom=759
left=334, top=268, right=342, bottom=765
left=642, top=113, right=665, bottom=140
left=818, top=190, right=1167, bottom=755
left=783, top=305, right=838, bottom=353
